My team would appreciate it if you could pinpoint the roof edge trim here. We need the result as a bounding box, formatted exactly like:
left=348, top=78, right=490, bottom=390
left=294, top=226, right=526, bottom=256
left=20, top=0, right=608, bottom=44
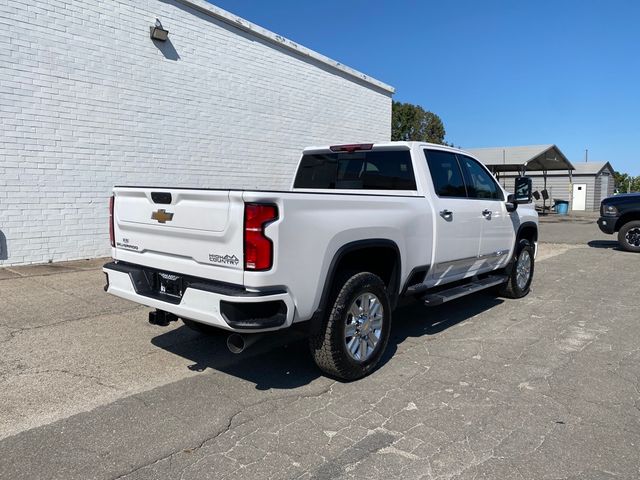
left=171, top=0, right=395, bottom=94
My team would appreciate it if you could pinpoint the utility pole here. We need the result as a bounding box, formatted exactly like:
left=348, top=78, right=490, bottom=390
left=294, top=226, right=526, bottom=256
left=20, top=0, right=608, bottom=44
left=585, top=149, right=588, bottom=162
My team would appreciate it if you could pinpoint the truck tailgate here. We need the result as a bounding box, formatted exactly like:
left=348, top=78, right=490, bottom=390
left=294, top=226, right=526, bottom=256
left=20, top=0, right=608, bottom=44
left=112, top=187, right=244, bottom=284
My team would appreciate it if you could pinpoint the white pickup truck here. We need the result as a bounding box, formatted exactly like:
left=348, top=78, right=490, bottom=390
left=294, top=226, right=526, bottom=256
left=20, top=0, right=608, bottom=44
left=104, top=142, right=538, bottom=380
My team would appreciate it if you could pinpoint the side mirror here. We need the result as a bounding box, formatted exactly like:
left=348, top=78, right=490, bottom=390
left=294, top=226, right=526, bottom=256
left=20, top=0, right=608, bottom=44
left=506, top=193, right=518, bottom=212
left=514, top=176, right=533, bottom=203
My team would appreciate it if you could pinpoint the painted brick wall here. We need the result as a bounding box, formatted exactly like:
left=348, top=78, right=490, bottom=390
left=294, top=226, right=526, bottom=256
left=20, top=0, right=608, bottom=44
left=0, top=0, right=392, bottom=265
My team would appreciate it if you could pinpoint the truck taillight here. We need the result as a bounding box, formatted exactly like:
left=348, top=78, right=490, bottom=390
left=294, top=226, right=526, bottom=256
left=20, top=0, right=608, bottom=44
left=109, top=195, right=115, bottom=247
left=244, top=203, right=278, bottom=271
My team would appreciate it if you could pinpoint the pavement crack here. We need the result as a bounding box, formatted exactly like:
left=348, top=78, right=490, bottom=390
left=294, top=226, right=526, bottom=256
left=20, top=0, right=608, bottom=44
left=7, top=368, right=120, bottom=391
left=109, top=381, right=337, bottom=480
left=2, top=305, right=145, bottom=340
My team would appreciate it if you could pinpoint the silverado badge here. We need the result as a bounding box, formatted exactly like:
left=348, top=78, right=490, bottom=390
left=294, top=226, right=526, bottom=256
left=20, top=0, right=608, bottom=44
left=151, top=209, right=174, bottom=223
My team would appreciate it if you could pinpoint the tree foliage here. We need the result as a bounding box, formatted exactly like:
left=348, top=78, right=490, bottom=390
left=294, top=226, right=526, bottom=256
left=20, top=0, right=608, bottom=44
left=613, top=171, right=640, bottom=193
left=391, top=101, right=447, bottom=144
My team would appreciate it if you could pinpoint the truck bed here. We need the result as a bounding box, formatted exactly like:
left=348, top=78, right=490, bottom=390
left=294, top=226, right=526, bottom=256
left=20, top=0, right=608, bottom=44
left=110, top=186, right=429, bottom=323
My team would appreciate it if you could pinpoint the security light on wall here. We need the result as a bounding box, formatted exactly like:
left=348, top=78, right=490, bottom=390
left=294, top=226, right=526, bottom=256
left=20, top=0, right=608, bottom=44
left=150, top=19, right=169, bottom=41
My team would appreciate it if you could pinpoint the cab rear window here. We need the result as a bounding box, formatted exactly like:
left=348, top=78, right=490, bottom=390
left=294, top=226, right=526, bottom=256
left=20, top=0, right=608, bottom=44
left=293, top=150, right=416, bottom=190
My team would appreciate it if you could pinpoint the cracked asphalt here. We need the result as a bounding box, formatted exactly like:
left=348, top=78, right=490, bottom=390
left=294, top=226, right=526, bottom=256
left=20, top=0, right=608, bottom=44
left=1, top=219, right=639, bottom=479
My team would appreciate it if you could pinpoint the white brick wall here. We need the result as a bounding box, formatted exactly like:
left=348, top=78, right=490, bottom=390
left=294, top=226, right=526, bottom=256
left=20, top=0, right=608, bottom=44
left=0, top=0, right=392, bottom=266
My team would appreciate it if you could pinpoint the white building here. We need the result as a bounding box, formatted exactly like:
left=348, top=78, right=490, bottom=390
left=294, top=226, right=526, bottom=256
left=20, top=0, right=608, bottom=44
left=0, top=0, right=394, bottom=266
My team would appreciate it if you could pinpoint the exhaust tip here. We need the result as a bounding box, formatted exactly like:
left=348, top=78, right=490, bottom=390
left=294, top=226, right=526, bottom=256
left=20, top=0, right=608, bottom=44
left=227, top=333, right=246, bottom=354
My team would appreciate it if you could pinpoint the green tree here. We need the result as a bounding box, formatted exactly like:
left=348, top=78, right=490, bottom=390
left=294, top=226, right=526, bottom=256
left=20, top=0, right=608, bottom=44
left=391, top=101, right=447, bottom=144
left=613, top=171, right=640, bottom=193
left=613, top=171, right=629, bottom=191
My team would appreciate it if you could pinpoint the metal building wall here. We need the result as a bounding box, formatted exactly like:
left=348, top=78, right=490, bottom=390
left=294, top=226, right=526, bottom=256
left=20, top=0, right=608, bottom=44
left=500, top=174, right=600, bottom=211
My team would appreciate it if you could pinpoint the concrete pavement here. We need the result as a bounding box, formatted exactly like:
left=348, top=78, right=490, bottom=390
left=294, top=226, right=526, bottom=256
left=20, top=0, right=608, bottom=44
left=0, top=221, right=638, bottom=479
left=537, top=212, right=613, bottom=245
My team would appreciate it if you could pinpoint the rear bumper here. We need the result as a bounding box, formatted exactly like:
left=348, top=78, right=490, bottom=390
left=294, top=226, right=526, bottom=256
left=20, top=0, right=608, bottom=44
left=597, top=216, right=617, bottom=234
left=103, top=261, right=294, bottom=333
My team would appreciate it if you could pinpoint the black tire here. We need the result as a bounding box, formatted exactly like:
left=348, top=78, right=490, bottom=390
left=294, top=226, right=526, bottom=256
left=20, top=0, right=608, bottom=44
left=498, top=239, right=535, bottom=299
left=617, top=220, right=640, bottom=252
left=309, top=272, right=392, bottom=381
left=182, top=319, right=221, bottom=335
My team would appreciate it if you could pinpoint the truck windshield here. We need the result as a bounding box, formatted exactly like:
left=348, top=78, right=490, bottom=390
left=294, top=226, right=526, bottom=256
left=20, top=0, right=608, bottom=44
left=293, top=150, right=416, bottom=190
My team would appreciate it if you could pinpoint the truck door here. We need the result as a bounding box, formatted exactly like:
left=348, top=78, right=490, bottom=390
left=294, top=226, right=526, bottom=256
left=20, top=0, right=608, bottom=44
left=423, top=149, right=482, bottom=284
left=457, top=154, right=514, bottom=272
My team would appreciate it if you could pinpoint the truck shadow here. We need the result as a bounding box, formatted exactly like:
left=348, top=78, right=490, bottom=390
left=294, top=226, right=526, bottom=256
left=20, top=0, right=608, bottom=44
left=587, top=240, right=622, bottom=250
left=150, top=293, right=504, bottom=390
left=151, top=327, right=318, bottom=391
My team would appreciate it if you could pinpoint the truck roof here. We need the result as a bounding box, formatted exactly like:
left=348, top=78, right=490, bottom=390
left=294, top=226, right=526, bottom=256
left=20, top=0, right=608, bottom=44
left=302, top=141, right=466, bottom=155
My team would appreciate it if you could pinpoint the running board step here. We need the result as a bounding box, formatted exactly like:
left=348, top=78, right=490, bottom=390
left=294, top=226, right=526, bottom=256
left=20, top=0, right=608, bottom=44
left=422, top=275, right=508, bottom=307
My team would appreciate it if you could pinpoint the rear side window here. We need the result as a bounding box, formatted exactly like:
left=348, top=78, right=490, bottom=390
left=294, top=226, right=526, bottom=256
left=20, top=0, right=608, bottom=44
left=457, top=155, right=503, bottom=200
left=293, top=150, right=416, bottom=190
left=424, top=149, right=466, bottom=197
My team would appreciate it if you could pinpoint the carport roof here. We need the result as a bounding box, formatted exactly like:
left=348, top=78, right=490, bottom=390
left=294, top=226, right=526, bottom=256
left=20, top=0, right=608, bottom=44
left=464, top=144, right=575, bottom=172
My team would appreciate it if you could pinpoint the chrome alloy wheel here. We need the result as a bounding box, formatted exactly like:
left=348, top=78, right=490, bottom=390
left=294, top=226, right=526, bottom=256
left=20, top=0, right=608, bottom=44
left=625, top=227, right=640, bottom=247
left=516, top=250, right=532, bottom=290
left=344, top=293, right=384, bottom=362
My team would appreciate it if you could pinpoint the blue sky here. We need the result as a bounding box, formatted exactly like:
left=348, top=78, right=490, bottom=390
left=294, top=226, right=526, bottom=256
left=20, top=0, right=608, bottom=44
left=210, top=1, right=640, bottom=175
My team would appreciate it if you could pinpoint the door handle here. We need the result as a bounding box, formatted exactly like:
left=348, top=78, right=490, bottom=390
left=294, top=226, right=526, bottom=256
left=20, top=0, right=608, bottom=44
left=440, top=209, right=453, bottom=219
left=482, top=209, right=492, bottom=218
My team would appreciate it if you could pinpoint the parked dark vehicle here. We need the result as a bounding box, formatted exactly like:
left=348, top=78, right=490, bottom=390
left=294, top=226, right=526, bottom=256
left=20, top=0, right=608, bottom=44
left=598, top=193, right=640, bottom=252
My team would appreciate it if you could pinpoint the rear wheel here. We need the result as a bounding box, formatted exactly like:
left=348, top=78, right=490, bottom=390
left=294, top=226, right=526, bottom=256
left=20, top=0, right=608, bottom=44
left=309, top=272, right=391, bottom=381
left=617, top=221, right=640, bottom=252
left=498, top=239, right=534, bottom=299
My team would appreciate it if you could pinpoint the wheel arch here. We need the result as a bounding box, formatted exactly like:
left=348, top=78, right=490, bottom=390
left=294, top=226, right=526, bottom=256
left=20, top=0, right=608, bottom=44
left=503, top=222, right=538, bottom=275
left=615, top=212, right=640, bottom=232
left=517, top=221, right=538, bottom=245
left=309, top=239, right=401, bottom=334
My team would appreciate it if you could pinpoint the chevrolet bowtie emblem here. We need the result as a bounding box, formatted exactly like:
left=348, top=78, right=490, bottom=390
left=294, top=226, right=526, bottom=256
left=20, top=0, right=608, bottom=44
left=151, top=209, right=174, bottom=223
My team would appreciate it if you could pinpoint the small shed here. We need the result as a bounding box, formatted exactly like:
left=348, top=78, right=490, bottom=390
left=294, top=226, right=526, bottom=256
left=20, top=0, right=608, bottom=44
left=508, top=162, right=615, bottom=212
left=466, top=143, right=615, bottom=212
left=465, top=145, right=576, bottom=211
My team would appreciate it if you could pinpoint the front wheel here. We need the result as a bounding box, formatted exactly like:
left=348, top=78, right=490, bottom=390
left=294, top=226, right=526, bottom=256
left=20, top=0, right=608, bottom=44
left=498, top=239, right=535, bottom=299
left=617, top=220, right=640, bottom=252
left=309, top=272, right=392, bottom=381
